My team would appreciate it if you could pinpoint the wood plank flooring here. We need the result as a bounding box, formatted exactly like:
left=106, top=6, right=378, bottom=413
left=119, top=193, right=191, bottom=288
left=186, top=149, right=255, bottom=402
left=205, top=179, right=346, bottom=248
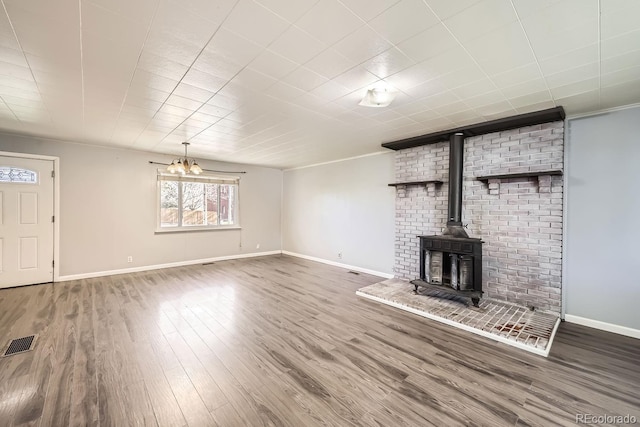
left=0, top=254, right=638, bottom=426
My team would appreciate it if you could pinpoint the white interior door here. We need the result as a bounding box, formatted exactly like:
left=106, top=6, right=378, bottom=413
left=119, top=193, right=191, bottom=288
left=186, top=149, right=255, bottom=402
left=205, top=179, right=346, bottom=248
left=0, top=155, right=54, bottom=288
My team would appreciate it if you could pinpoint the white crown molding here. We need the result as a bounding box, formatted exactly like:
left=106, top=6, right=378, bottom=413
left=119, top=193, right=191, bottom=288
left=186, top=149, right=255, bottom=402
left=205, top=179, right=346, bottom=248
left=565, top=102, right=640, bottom=120
left=283, top=151, right=391, bottom=172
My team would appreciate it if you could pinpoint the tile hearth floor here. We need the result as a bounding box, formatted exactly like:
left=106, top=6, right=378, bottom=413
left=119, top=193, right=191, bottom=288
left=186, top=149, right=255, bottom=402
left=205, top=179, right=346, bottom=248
left=356, top=278, right=560, bottom=357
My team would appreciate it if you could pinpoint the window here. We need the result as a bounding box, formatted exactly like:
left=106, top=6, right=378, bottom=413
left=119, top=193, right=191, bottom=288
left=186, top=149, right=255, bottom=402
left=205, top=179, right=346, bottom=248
left=0, top=167, right=38, bottom=183
left=157, top=172, right=239, bottom=230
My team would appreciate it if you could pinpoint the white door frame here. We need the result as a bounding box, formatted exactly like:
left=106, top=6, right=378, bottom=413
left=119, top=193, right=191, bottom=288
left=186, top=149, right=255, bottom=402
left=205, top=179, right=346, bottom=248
left=0, top=150, right=60, bottom=283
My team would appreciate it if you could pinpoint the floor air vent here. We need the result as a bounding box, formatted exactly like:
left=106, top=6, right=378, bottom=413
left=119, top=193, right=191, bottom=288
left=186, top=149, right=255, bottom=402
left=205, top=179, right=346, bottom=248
left=3, top=335, right=37, bottom=357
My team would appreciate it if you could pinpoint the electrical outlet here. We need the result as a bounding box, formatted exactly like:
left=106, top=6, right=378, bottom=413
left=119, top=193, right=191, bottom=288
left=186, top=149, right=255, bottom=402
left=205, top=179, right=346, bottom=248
left=256, top=243, right=260, bottom=249
left=338, top=252, right=342, bottom=259
left=127, top=256, right=133, bottom=263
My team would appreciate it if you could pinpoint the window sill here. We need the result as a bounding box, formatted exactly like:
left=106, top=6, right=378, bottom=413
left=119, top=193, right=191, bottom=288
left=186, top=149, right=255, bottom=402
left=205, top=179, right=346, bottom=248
left=155, top=226, right=241, bottom=234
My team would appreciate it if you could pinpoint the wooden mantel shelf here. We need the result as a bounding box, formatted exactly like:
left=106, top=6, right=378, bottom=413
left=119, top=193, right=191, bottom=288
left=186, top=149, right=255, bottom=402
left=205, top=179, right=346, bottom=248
left=388, top=180, right=443, bottom=187
left=476, top=170, right=563, bottom=182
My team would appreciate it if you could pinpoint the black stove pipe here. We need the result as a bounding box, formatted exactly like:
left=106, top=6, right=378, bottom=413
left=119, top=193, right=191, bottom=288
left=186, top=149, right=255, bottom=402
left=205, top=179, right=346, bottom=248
left=443, top=132, right=469, bottom=238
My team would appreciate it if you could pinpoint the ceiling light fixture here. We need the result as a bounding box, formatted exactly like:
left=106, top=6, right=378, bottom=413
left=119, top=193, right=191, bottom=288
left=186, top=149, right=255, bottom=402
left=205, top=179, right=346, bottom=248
left=359, top=87, right=397, bottom=108
left=167, top=142, right=203, bottom=175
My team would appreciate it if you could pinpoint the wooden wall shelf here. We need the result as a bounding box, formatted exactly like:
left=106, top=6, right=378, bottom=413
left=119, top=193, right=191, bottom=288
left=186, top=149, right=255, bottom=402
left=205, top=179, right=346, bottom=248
left=388, top=180, right=443, bottom=187
left=476, top=170, right=563, bottom=182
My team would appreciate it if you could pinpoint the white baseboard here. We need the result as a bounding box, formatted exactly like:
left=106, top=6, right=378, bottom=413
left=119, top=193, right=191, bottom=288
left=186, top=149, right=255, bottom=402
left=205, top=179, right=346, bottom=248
left=56, top=251, right=282, bottom=282
left=564, top=314, right=640, bottom=340
left=282, top=250, right=394, bottom=279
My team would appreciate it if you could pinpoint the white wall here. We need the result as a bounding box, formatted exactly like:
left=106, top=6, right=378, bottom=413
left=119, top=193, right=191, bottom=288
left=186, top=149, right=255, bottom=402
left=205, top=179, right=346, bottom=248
left=565, top=106, right=640, bottom=333
left=282, top=153, right=395, bottom=276
left=0, top=134, right=282, bottom=277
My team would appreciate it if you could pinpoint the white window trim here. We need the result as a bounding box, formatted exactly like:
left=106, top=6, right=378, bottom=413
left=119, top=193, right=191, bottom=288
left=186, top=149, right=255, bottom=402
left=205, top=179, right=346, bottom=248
left=155, top=171, right=240, bottom=233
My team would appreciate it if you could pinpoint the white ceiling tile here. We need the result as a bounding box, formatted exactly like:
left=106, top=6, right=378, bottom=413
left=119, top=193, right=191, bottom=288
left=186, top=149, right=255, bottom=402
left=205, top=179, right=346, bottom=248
left=333, top=66, right=380, bottom=92
left=448, top=109, right=483, bottom=125
left=425, top=0, right=482, bottom=20
left=601, top=29, right=640, bottom=60
left=479, top=102, right=518, bottom=119
left=0, top=46, right=29, bottom=68
left=463, top=90, right=508, bottom=109
left=137, top=51, right=189, bottom=81
left=602, top=65, right=640, bottom=87
left=362, top=48, right=415, bottom=79
left=165, top=94, right=203, bottom=111
left=333, top=25, right=392, bottom=65
left=150, top=0, right=220, bottom=46
left=142, top=30, right=203, bottom=67
left=550, top=77, right=599, bottom=99
left=369, top=0, right=439, bottom=44
left=7, top=9, right=80, bottom=60
left=254, top=0, right=318, bottom=23
left=204, top=28, right=263, bottom=66
left=490, top=63, right=542, bottom=87
left=172, top=83, right=214, bottom=103
left=509, top=90, right=552, bottom=109
left=295, top=0, right=363, bottom=45
left=265, top=81, right=307, bottom=101
left=451, top=78, right=496, bottom=100
left=311, top=80, right=352, bottom=101
left=434, top=100, right=472, bottom=116
left=464, top=22, right=536, bottom=76
left=233, top=68, right=277, bottom=92
left=601, top=49, right=640, bottom=75
left=519, top=0, right=598, bottom=36
left=0, top=61, right=36, bottom=82
left=221, top=0, right=288, bottom=47
left=431, top=62, right=486, bottom=90
left=396, top=23, right=460, bottom=63
left=249, top=50, right=299, bottom=80
left=384, top=62, right=437, bottom=92
left=176, top=0, right=236, bottom=25
left=268, top=26, right=326, bottom=65
left=601, top=1, right=640, bottom=40
left=554, top=89, right=601, bottom=114
left=281, top=67, right=328, bottom=91
left=129, top=69, right=178, bottom=93
left=545, top=63, right=599, bottom=88
left=304, top=48, right=357, bottom=80
left=4, top=0, right=77, bottom=21
left=600, top=78, right=640, bottom=109
left=520, top=1, right=599, bottom=59
left=501, top=78, right=550, bottom=99
left=341, top=0, right=400, bottom=22
left=514, top=100, right=556, bottom=114
left=444, top=0, right=518, bottom=43
left=510, top=0, right=563, bottom=19
left=416, top=90, right=460, bottom=110
left=83, top=0, right=158, bottom=27
left=538, top=44, right=598, bottom=75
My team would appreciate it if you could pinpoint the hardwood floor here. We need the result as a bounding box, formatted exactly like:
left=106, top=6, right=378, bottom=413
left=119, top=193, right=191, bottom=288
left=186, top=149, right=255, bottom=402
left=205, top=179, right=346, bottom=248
left=0, top=254, right=638, bottom=426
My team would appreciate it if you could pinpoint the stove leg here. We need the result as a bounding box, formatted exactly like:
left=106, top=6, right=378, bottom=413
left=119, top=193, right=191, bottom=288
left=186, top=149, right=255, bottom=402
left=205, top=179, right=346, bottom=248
left=472, top=297, right=480, bottom=308
left=413, top=284, right=419, bottom=293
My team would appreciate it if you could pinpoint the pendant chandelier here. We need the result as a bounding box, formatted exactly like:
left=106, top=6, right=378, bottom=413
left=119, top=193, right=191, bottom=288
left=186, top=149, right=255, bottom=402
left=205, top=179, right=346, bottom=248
left=167, top=142, right=203, bottom=175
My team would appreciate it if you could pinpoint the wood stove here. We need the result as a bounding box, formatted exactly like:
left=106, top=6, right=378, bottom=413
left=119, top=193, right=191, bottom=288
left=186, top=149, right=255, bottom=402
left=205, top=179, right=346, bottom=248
left=410, top=133, right=484, bottom=306
left=413, top=235, right=483, bottom=306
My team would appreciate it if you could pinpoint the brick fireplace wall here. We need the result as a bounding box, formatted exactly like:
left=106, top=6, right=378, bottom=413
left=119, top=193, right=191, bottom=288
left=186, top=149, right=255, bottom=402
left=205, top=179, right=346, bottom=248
left=394, top=121, right=564, bottom=313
